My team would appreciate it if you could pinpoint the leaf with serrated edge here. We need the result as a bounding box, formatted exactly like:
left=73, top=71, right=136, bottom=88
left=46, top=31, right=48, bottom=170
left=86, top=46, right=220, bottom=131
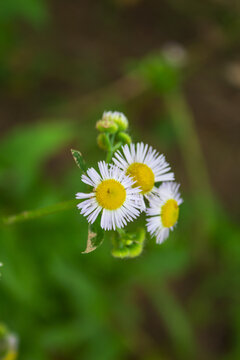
left=71, top=149, right=87, bottom=172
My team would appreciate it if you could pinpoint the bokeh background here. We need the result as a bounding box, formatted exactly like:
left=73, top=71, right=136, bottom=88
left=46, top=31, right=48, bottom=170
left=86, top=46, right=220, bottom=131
left=0, top=0, right=240, bottom=359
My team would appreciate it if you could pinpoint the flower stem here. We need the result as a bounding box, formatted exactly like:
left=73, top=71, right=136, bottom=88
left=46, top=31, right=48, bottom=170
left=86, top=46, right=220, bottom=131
left=1, top=199, right=78, bottom=226
left=106, top=149, right=113, bottom=163
left=164, top=89, right=213, bottom=202
left=106, top=133, right=117, bottom=163
left=163, top=88, right=216, bottom=254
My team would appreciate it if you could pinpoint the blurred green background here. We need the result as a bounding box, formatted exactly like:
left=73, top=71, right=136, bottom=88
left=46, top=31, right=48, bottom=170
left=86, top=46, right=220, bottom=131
left=0, top=0, right=240, bottom=359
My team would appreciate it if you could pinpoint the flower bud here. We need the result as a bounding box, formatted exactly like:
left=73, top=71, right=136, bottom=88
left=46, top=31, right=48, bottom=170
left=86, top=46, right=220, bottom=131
left=125, top=239, right=133, bottom=246
left=97, top=133, right=111, bottom=151
left=103, top=111, right=128, bottom=131
left=112, top=246, right=129, bottom=259
left=117, top=132, right=132, bottom=145
left=128, top=242, right=143, bottom=258
left=134, top=228, right=145, bottom=244
left=111, top=228, right=146, bottom=259
left=96, top=119, right=118, bottom=134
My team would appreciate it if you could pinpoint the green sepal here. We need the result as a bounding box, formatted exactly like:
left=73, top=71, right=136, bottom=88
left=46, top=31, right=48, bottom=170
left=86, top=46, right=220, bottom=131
left=82, top=219, right=104, bottom=254
left=71, top=149, right=87, bottom=172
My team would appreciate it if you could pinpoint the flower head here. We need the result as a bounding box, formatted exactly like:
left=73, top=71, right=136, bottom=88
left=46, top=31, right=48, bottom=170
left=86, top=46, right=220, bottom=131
left=76, top=161, right=143, bottom=230
left=102, top=111, right=128, bottom=131
left=146, top=182, right=183, bottom=244
left=112, top=142, right=174, bottom=197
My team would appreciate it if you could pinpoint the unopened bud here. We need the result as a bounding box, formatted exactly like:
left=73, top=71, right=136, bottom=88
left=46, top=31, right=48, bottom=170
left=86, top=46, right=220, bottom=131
left=96, top=119, right=118, bottom=134
left=134, top=228, right=145, bottom=244
left=117, top=132, right=132, bottom=144
left=128, top=242, right=143, bottom=258
left=103, top=111, right=128, bottom=131
left=112, top=246, right=129, bottom=259
left=125, top=239, right=133, bottom=246
left=97, top=133, right=111, bottom=151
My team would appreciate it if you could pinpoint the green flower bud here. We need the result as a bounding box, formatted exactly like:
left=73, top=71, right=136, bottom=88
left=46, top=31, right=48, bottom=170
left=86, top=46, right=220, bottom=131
left=112, top=246, right=129, bottom=259
left=97, top=133, right=111, bottom=151
left=117, top=132, right=132, bottom=145
left=96, top=119, right=118, bottom=134
left=134, top=228, right=146, bottom=244
left=111, top=228, right=146, bottom=259
left=128, top=243, right=143, bottom=258
left=103, top=111, right=128, bottom=131
left=125, top=239, right=133, bottom=246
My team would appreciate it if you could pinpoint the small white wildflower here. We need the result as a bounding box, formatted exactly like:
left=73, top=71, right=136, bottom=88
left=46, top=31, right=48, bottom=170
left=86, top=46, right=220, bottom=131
left=76, top=161, right=143, bottom=230
left=146, top=182, right=183, bottom=244
left=112, top=142, right=174, bottom=198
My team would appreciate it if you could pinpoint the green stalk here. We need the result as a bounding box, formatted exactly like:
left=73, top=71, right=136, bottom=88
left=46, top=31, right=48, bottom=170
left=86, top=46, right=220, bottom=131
left=1, top=199, right=78, bottom=226
left=106, top=133, right=116, bottom=163
left=164, top=89, right=213, bottom=201
left=163, top=88, right=216, bottom=253
left=1, top=133, right=122, bottom=226
left=106, top=149, right=113, bottom=163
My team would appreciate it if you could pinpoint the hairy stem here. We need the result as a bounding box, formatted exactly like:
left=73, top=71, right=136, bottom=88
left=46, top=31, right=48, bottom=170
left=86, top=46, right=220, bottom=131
left=1, top=199, right=78, bottom=226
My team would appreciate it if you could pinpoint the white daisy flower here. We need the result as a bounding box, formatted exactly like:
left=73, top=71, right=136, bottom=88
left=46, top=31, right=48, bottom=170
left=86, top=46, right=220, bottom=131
left=146, top=182, right=183, bottom=244
left=112, top=142, right=175, bottom=197
left=76, top=161, right=143, bottom=231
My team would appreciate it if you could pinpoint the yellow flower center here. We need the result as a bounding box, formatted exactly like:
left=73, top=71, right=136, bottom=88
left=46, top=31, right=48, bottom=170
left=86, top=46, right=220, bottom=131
left=3, top=351, right=18, bottom=360
left=161, top=199, right=179, bottom=228
left=127, top=163, right=154, bottom=194
left=95, top=179, right=126, bottom=210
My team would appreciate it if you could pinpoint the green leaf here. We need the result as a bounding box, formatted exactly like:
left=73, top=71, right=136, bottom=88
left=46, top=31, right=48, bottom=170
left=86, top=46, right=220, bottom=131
left=0, top=121, right=76, bottom=192
left=71, top=149, right=87, bottom=172
left=82, top=221, right=104, bottom=254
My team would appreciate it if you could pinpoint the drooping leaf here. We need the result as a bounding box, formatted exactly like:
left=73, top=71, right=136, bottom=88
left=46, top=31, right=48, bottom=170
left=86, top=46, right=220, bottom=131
left=82, top=220, right=104, bottom=254
left=71, top=149, right=87, bottom=173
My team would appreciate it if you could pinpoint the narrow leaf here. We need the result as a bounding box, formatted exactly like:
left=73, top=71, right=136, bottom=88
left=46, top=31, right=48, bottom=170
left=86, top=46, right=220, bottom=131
left=82, top=221, right=104, bottom=254
left=71, top=149, right=87, bottom=172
